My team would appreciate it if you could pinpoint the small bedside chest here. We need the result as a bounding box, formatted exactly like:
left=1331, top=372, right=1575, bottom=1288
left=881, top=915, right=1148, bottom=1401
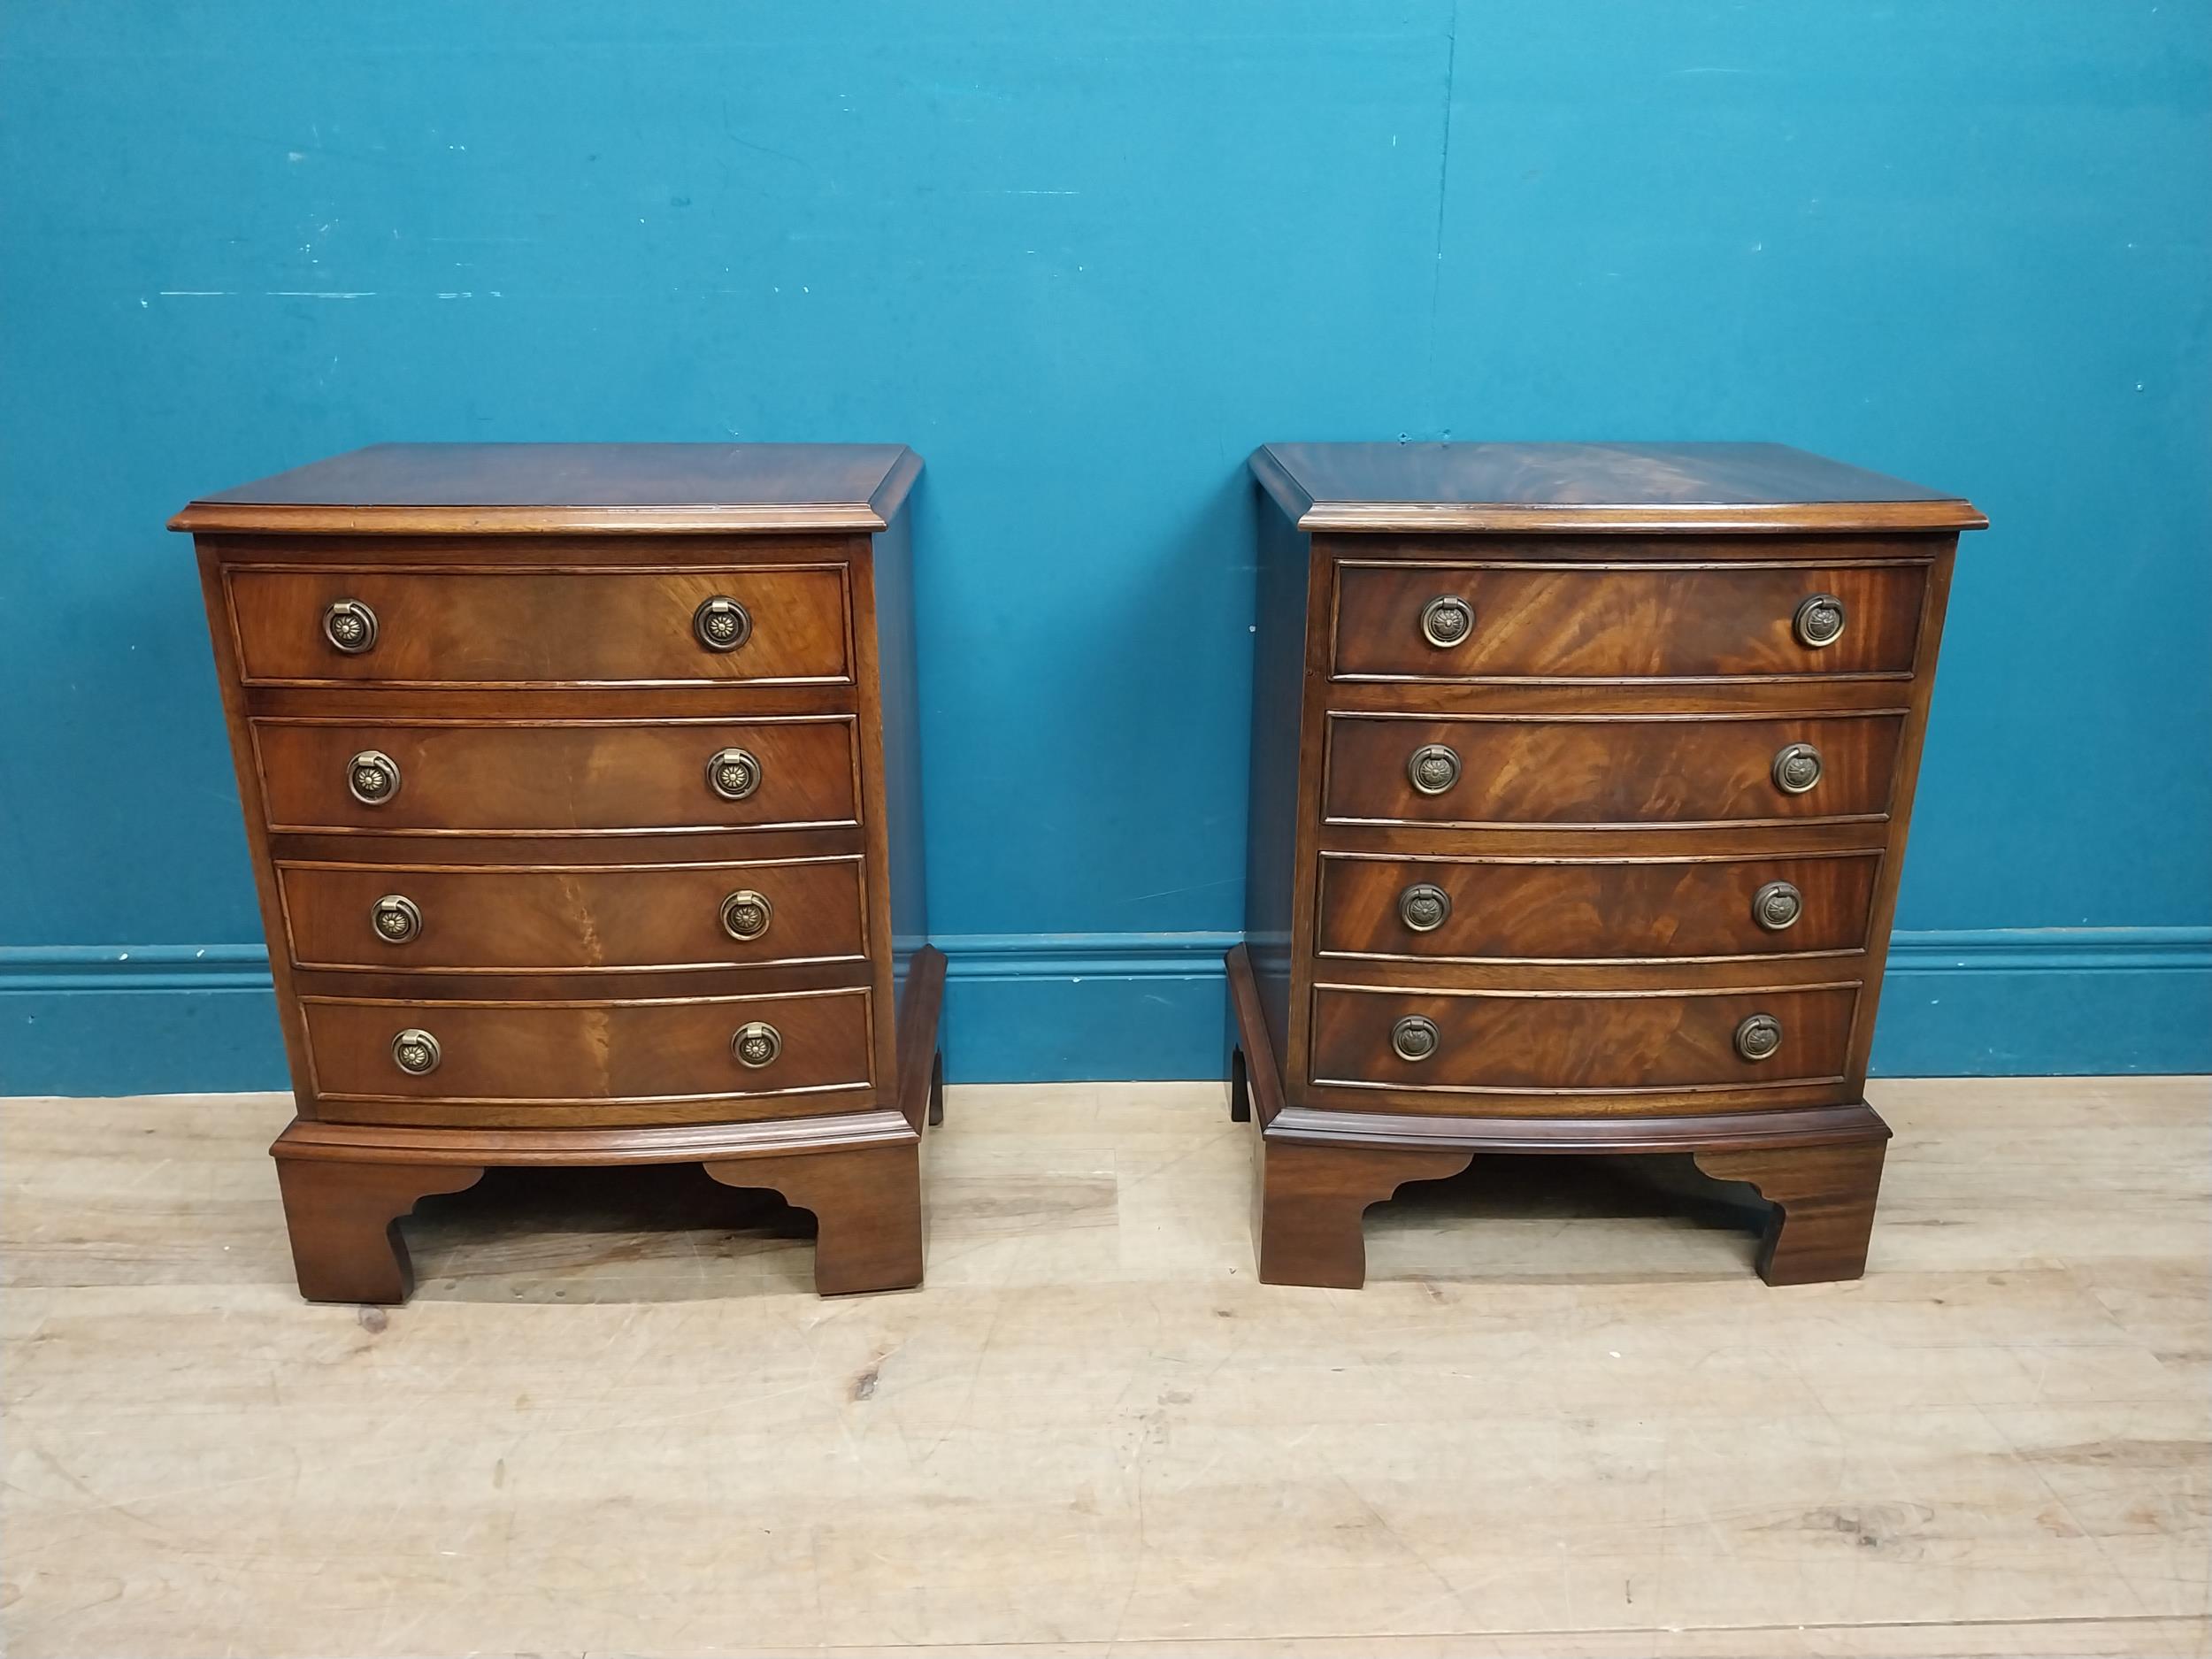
left=174, top=443, right=941, bottom=1302
left=1229, top=442, right=1985, bottom=1288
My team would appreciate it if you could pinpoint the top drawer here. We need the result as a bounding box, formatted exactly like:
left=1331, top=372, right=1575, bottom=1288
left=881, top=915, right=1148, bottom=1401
left=224, top=565, right=852, bottom=687
left=1333, top=559, right=1926, bottom=681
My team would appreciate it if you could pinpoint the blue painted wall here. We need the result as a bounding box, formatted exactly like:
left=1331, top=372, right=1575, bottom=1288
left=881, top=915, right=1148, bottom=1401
left=4, top=2, right=2208, bottom=1092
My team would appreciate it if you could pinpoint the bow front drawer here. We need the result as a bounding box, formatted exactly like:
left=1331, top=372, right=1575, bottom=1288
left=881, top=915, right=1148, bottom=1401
left=279, top=856, right=868, bottom=972
left=1309, top=981, right=1858, bottom=1099
left=301, top=987, right=875, bottom=1115
left=1332, top=558, right=1926, bottom=681
left=1324, top=711, right=1902, bottom=827
left=1316, top=851, right=1881, bottom=962
left=253, top=717, right=858, bottom=834
left=226, top=565, right=852, bottom=686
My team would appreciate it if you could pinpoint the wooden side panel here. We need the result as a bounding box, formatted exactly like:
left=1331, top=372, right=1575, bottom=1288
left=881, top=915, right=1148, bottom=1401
left=870, top=505, right=929, bottom=964
left=1241, top=490, right=1316, bottom=1081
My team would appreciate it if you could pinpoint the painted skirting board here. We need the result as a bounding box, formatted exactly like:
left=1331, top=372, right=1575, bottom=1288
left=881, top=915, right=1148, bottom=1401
left=3, top=929, right=2207, bottom=1096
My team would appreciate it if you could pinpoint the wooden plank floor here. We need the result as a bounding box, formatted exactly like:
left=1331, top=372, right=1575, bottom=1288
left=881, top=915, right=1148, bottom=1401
left=4, top=1078, right=2207, bottom=1658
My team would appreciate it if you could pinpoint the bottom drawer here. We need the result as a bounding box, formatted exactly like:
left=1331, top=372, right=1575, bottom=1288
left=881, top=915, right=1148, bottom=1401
left=302, top=987, right=874, bottom=1115
left=1309, top=981, right=1855, bottom=1095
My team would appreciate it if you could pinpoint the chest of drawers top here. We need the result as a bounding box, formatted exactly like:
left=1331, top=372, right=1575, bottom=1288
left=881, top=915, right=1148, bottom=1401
left=1250, top=441, right=1985, bottom=536
left=172, top=441, right=921, bottom=537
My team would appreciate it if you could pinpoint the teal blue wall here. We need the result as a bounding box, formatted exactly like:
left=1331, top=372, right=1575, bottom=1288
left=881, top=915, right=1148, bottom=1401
left=4, top=3, right=2208, bottom=1093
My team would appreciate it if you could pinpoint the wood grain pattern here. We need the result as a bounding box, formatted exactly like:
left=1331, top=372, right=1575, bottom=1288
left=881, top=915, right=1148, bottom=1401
left=1332, top=558, right=1926, bottom=680
left=1324, top=711, right=1902, bottom=827
left=1308, top=981, right=1859, bottom=1098
left=227, top=565, right=852, bottom=686
left=277, top=855, right=867, bottom=973
left=300, top=987, right=875, bottom=1112
left=5, top=1080, right=2203, bottom=1654
left=1315, top=849, right=1881, bottom=963
left=252, top=716, right=859, bottom=834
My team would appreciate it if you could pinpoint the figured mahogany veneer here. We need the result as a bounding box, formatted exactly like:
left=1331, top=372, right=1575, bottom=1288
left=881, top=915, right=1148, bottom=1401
left=254, top=716, right=860, bottom=835
left=1323, top=710, right=1903, bottom=827
left=1333, top=557, right=1928, bottom=682
left=228, top=565, right=855, bottom=687
left=300, top=987, right=877, bottom=1118
left=1307, top=982, right=1858, bottom=1100
left=178, top=442, right=940, bottom=1302
left=1235, top=442, right=1983, bottom=1287
left=279, top=855, right=868, bottom=972
left=1315, top=850, right=1881, bottom=963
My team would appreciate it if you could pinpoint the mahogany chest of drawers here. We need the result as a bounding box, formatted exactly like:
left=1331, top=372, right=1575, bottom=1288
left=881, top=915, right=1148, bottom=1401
left=1228, top=442, right=1984, bottom=1287
left=175, top=443, right=941, bottom=1302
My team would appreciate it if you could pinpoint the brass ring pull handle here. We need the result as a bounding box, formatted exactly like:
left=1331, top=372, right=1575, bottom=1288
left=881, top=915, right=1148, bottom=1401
left=719, top=889, right=773, bottom=942
left=322, top=598, right=379, bottom=655
left=1793, top=593, right=1847, bottom=649
left=1752, top=880, right=1802, bottom=932
left=1398, top=882, right=1452, bottom=933
left=347, top=749, right=402, bottom=806
left=1390, top=1015, right=1441, bottom=1063
left=705, top=747, right=761, bottom=802
left=732, top=1021, right=782, bottom=1069
left=1420, top=595, right=1474, bottom=649
left=1771, top=742, right=1823, bottom=795
left=371, top=895, right=422, bottom=944
left=390, top=1028, right=442, bottom=1076
left=1407, top=743, right=1462, bottom=796
left=694, top=595, right=754, bottom=653
left=1734, top=1013, right=1783, bottom=1063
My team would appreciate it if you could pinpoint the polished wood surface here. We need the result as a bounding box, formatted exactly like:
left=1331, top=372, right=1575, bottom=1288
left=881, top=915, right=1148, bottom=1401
left=278, top=854, right=868, bottom=972
left=707, top=1139, right=925, bottom=1295
left=1331, top=557, right=1927, bottom=680
left=1308, top=981, right=1858, bottom=1098
left=300, top=987, right=876, bottom=1113
left=1255, top=441, right=1988, bottom=534
left=272, top=1156, right=487, bottom=1304
left=1316, top=849, right=1881, bottom=962
left=1324, top=710, right=1903, bottom=826
left=7, top=1079, right=2201, bottom=1657
left=180, top=444, right=938, bottom=1301
left=227, top=565, right=854, bottom=686
left=253, top=715, right=860, bottom=834
left=173, top=442, right=923, bottom=534
left=1242, top=442, right=1979, bottom=1286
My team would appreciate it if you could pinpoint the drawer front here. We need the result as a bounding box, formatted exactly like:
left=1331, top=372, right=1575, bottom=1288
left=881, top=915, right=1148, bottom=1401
left=1309, top=983, right=1856, bottom=1094
left=1333, top=560, right=1924, bottom=680
left=1316, top=852, right=1881, bottom=962
left=1324, top=713, right=1901, bottom=826
left=227, top=566, right=851, bottom=686
left=255, top=718, right=857, bottom=834
left=280, top=856, right=867, bottom=972
left=303, top=988, right=874, bottom=1106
